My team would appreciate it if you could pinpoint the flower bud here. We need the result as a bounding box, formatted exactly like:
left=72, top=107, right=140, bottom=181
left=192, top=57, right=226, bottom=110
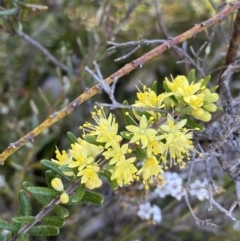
left=199, top=110, right=211, bottom=122
left=60, top=192, right=69, bottom=204
left=51, top=178, right=64, bottom=192
left=191, top=108, right=204, bottom=118
left=203, top=103, right=217, bottom=112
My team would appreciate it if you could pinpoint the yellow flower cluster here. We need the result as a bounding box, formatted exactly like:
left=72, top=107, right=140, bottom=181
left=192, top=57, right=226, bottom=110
left=50, top=72, right=219, bottom=196
left=165, top=75, right=219, bottom=122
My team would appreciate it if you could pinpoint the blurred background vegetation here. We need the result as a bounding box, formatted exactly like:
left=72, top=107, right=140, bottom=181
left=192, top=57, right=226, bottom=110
left=1, top=0, right=240, bottom=240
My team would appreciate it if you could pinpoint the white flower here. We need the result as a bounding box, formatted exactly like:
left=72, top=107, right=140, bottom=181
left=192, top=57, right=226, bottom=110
left=151, top=205, right=162, bottom=223
left=154, top=172, right=184, bottom=200
left=137, top=202, right=162, bottom=223
left=154, top=184, right=169, bottom=198
left=189, top=178, right=209, bottom=201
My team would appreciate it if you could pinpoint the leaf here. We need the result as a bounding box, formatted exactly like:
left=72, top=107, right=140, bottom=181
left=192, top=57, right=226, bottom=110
left=42, top=216, right=65, bottom=227
left=26, top=187, right=59, bottom=197
left=187, top=69, right=196, bottom=84
left=58, top=164, right=74, bottom=173
left=0, top=218, right=18, bottom=232
left=135, top=146, right=147, bottom=160
left=122, top=100, right=136, bottom=126
left=186, top=118, right=205, bottom=130
left=151, top=81, right=157, bottom=93
left=83, top=135, right=105, bottom=147
left=18, top=233, right=29, bottom=241
left=80, top=191, right=104, bottom=205
left=17, top=190, right=31, bottom=217
left=67, top=132, right=79, bottom=144
left=23, top=183, right=55, bottom=205
left=71, top=184, right=86, bottom=203
left=41, top=160, right=71, bottom=181
left=120, top=131, right=132, bottom=140
left=53, top=205, right=69, bottom=218
left=100, top=170, right=118, bottom=190
left=0, top=8, right=18, bottom=16
left=12, top=216, right=35, bottom=224
left=200, top=75, right=211, bottom=87
left=28, top=225, right=59, bottom=236
left=45, top=170, right=56, bottom=188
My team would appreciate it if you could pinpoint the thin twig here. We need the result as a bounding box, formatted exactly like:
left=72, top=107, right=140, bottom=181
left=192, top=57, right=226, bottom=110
left=16, top=31, right=69, bottom=72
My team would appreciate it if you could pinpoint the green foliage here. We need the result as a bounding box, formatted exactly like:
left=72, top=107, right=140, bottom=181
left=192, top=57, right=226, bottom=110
left=79, top=191, right=104, bottom=205
left=71, top=184, right=86, bottom=203
left=12, top=216, right=36, bottom=224
left=67, top=132, right=79, bottom=144
left=53, top=205, right=69, bottom=219
left=0, top=218, right=18, bottom=232
left=41, top=160, right=71, bottom=181
left=17, top=190, right=31, bottom=217
left=28, top=225, right=59, bottom=236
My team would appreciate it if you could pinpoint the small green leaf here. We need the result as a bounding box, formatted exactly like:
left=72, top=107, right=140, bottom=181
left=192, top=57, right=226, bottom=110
left=26, top=187, right=59, bottom=197
left=41, top=160, right=71, bottom=181
left=186, top=118, right=205, bottom=130
left=133, top=109, right=153, bottom=119
left=0, top=8, right=18, bottom=16
left=67, top=132, right=79, bottom=144
left=0, top=218, right=18, bottom=232
left=28, top=225, right=59, bottom=236
left=71, top=184, right=86, bottom=203
left=23, top=183, right=55, bottom=205
left=80, top=191, right=104, bottom=205
left=42, top=216, right=65, bottom=227
left=18, top=233, right=29, bottom=241
left=120, top=131, right=132, bottom=140
left=209, top=85, right=218, bottom=92
left=187, top=69, right=196, bottom=84
left=12, top=216, right=35, bottom=224
left=53, top=205, right=69, bottom=218
left=151, top=81, right=157, bottom=92
left=135, top=146, right=147, bottom=160
left=122, top=100, right=136, bottom=126
left=100, top=170, right=118, bottom=190
left=200, top=75, right=211, bottom=87
left=17, top=190, right=31, bottom=216
left=45, top=170, right=56, bottom=188
left=83, top=135, right=104, bottom=146
left=58, top=164, right=74, bottom=173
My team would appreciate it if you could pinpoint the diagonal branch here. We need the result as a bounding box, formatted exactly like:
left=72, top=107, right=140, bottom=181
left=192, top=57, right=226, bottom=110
left=0, top=3, right=240, bottom=164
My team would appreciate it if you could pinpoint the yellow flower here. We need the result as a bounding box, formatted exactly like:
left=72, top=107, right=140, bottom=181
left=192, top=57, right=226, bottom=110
left=110, top=157, right=137, bottom=187
left=183, top=94, right=204, bottom=110
left=78, top=163, right=102, bottom=189
left=103, top=143, right=130, bottom=165
left=147, top=135, right=164, bottom=157
left=51, top=147, right=74, bottom=176
left=158, top=115, right=194, bottom=167
left=69, top=138, right=102, bottom=171
left=126, top=115, right=157, bottom=148
left=137, top=155, right=164, bottom=189
left=81, top=107, right=122, bottom=147
left=132, top=85, right=171, bottom=119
